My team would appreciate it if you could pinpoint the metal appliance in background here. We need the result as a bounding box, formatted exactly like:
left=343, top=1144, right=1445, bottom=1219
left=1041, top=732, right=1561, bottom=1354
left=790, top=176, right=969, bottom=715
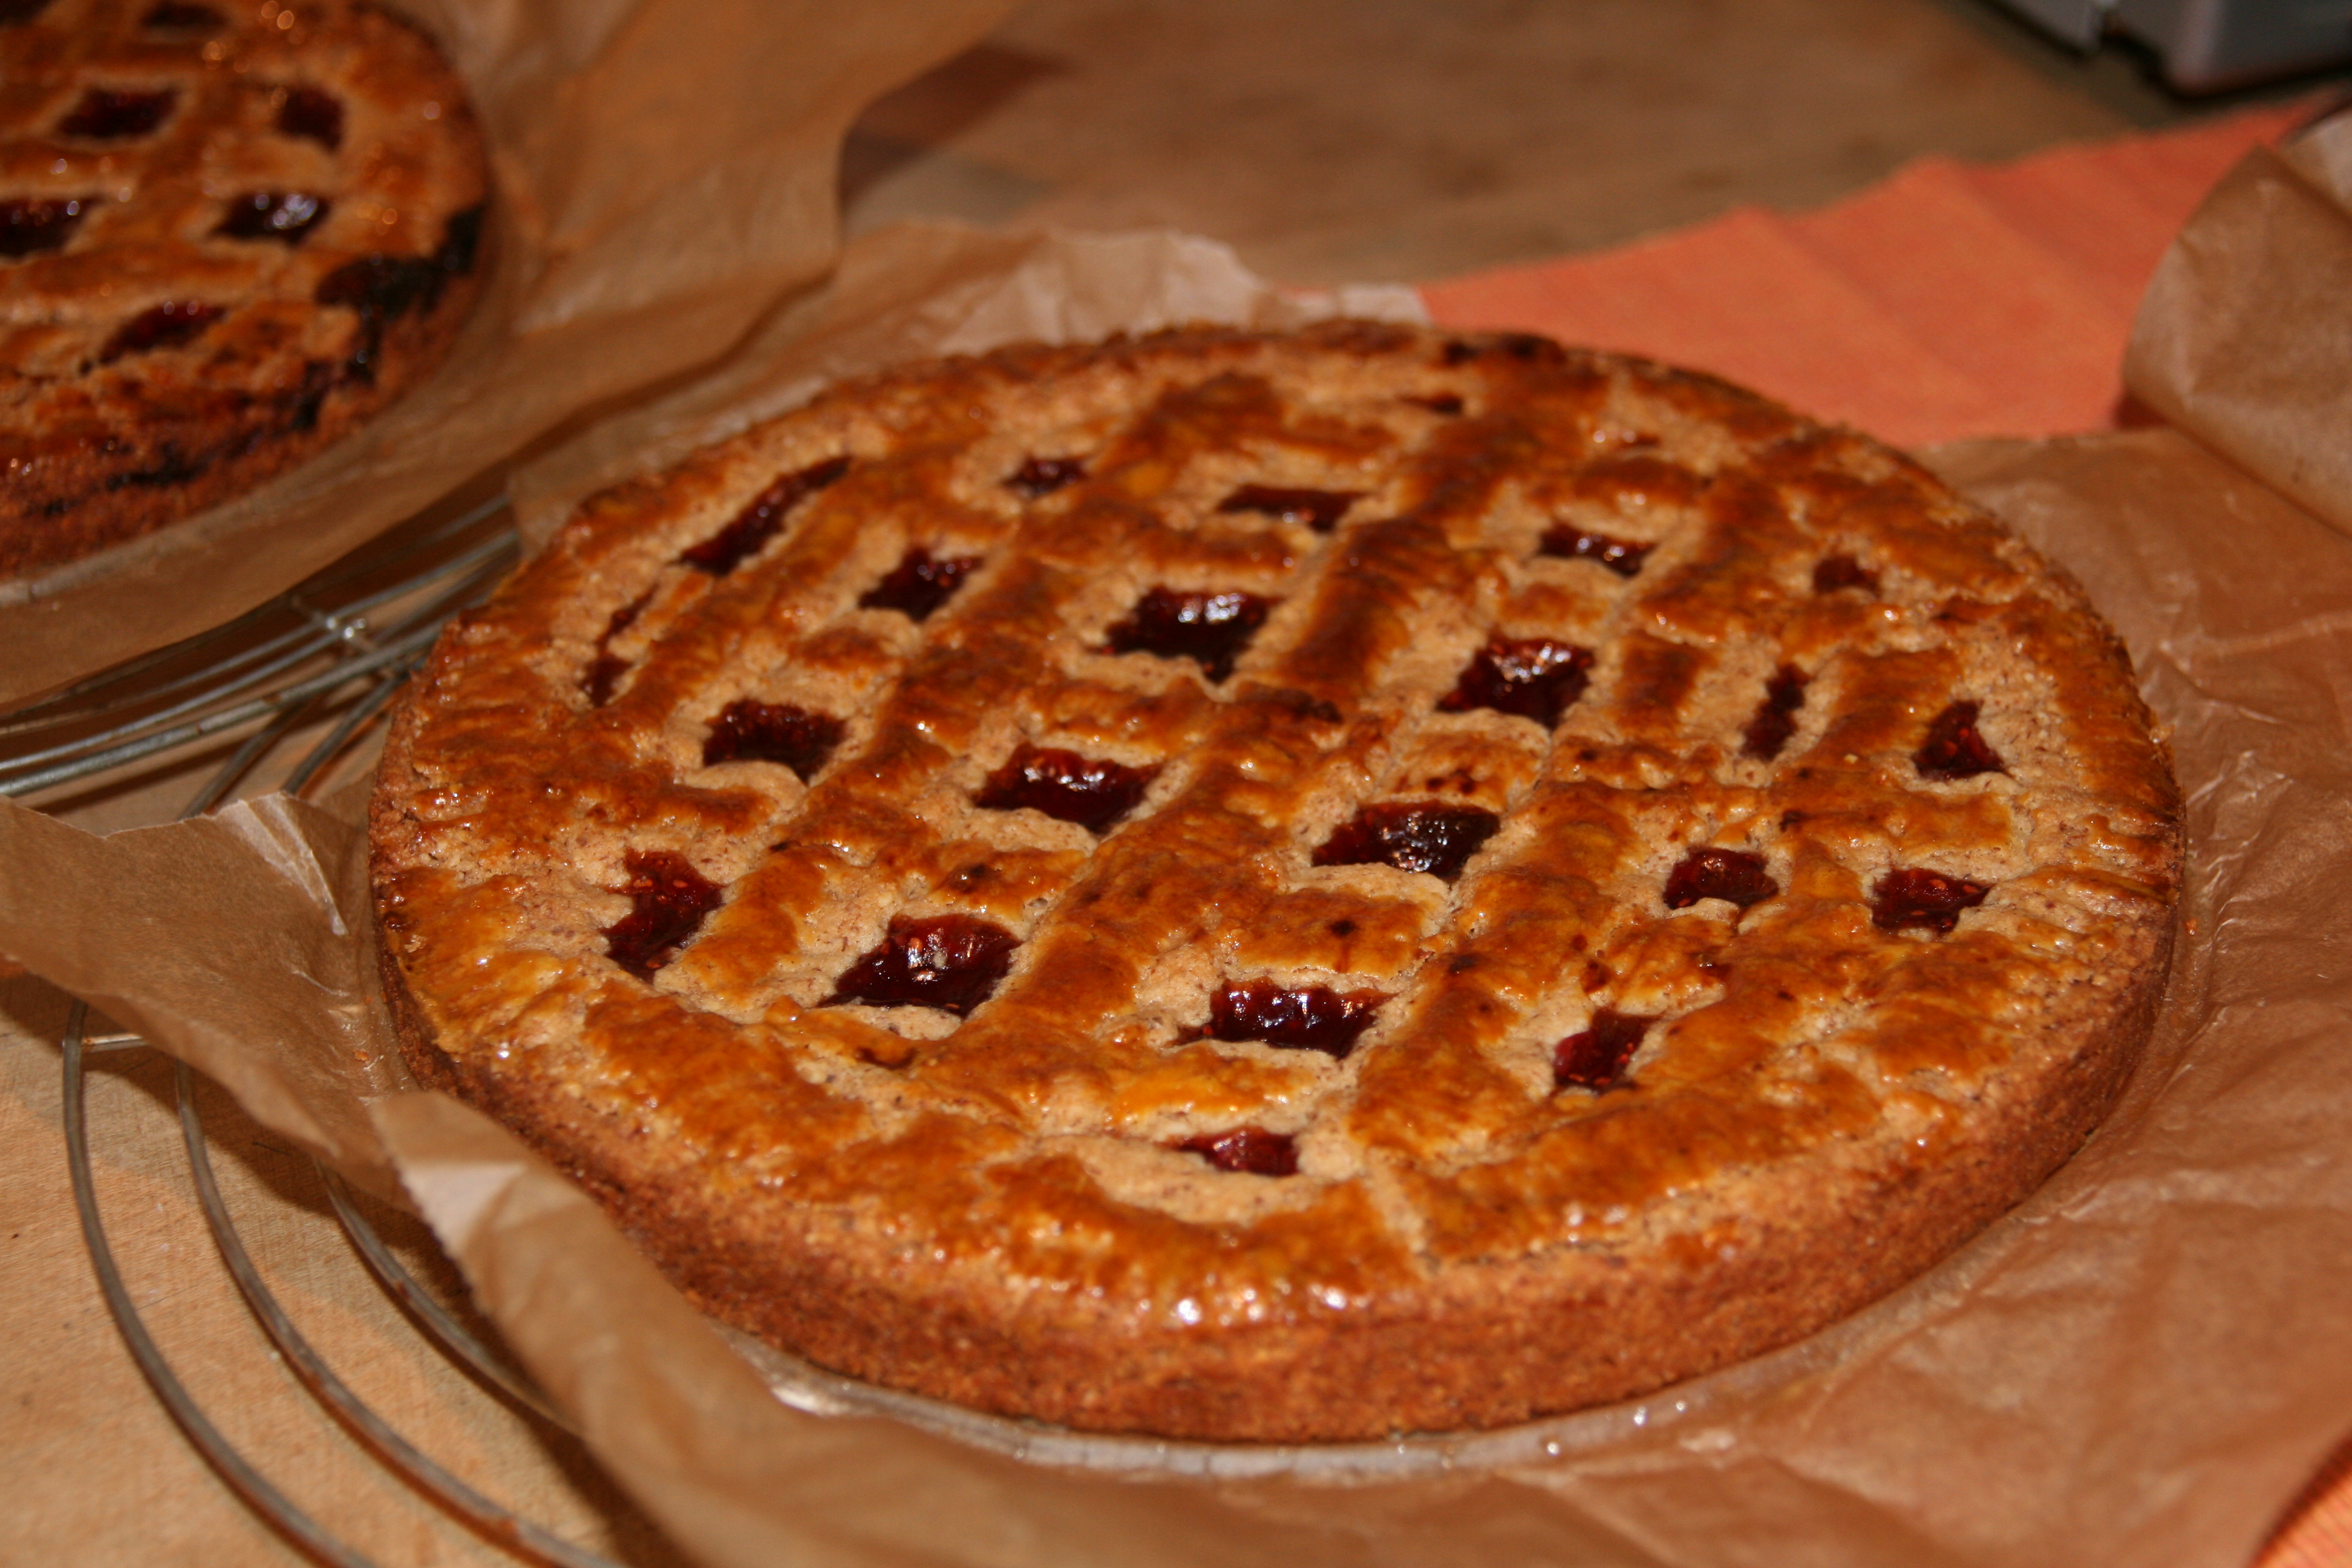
left=1995, top=0, right=2352, bottom=90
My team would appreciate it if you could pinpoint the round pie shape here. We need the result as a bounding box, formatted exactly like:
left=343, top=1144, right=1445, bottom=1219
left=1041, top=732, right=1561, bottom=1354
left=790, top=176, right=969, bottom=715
left=371, top=322, right=2182, bottom=1443
left=1, top=0, right=488, bottom=577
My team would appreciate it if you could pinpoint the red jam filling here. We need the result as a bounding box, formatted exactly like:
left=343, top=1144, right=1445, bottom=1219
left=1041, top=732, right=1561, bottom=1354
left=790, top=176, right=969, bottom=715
left=276, top=86, right=345, bottom=151
left=1105, top=586, right=1272, bottom=683
left=1313, top=802, right=1500, bottom=881
left=1215, top=484, right=1361, bottom=533
left=580, top=591, right=650, bottom=707
left=217, top=191, right=330, bottom=244
left=99, top=301, right=222, bottom=362
left=1914, top=700, right=2005, bottom=780
left=1175, top=1127, right=1299, bottom=1176
left=1405, top=392, right=1464, bottom=414
left=57, top=88, right=175, bottom=140
left=974, top=745, right=1157, bottom=834
left=1553, top=1008, right=1653, bottom=1091
left=1207, top=980, right=1385, bottom=1059
left=679, top=456, right=849, bottom=575
left=825, top=915, right=1019, bottom=1015
left=1539, top=524, right=1653, bottom=578
left=1006, top=456, right=1086, bottom=497
left=858, top=545, right=980, bottom=622
left=1740, top=664, right=1809, bottom=760
left=1872, top=867, right=1990, bottom=933
left=0, top=197, right=93, bottom=258
left=603, top=851, right=722, bottom=981
left=1438, top=636, right=1592, bottom=727
left=701, top=699, right=844, bottom=782
left=1813, top=554, right=1880, bottom=595
left=1664, top=847, right=1779, bottom=910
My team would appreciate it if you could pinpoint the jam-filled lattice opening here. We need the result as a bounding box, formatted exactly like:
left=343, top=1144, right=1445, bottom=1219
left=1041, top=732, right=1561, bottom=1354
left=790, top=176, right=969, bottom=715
left=1914, top=701, right=2005, bottom=780
left=702, top=699, right=843, bottom=782
left=1007, top=456, right=1086, bottom=497
left=277, top=86, right=344, bottom=150
left=57, top=87, right=175, bottom=140
left=975, top=745, right=1158, bottom=834
left=1105, top=587, right=1273, bottom=684
left=859, top=546, right=981, bottom=622
left=603, top=851, right=724, bottom=981
left=1813, top=554, right=1880, bottom=595
left=1540, top=525, right=1652, bottom=578
left=1741, top=664, right=1809, bottom=761
left=100, top=301, right=223, bottom=362
left=1313, top=802, right=1500, bottom=881
left=1217, top=484, right=1361, bottom=534
left=1553, top=1009, right=1653, bottom=1091
left=1206, top=980, right=1386, bottom=1060
left=1872, top=867, right=1991, bottom=933
left=1174, top=1127, right=1299, bottom=1175
left=680, top=456, right=849, bottom=576
left=825, top=915, right=1020, bottom=1016
left=218, top=191, right=330, bottom=244
left=1, top=197, right=93, bottom=258
left=1439, top=636, right=1593, bottom=727
left=1664, top=848, right=1779, bottom=910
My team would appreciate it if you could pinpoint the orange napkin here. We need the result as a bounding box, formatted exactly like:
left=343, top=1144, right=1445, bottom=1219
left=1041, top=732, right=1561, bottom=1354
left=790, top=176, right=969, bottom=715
left=1421, top=106, right=2308, bottom=447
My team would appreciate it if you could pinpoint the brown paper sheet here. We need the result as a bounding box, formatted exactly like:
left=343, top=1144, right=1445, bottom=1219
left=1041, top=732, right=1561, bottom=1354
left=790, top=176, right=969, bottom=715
left=2123, top=106, right=2352, bottom=536
left=0, top=0, right=1012, bottom=709
left=8, top=217, right=2352, bottom=1566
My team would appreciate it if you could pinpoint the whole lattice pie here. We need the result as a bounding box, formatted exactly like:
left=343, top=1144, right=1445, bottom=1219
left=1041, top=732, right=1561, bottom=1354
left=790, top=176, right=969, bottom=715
left=371, top=322, right=2181, bottom=1442
left=0, top=0, right=486, bottom=578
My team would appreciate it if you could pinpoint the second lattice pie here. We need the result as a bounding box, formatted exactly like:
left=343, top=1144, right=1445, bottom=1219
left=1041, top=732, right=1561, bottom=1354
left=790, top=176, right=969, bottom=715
left=371, top=322, right=2181, bottom=1442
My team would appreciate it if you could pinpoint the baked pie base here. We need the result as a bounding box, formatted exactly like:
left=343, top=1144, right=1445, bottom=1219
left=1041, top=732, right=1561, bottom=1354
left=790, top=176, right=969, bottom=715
left=372, top=322, right=2181, bottom=1442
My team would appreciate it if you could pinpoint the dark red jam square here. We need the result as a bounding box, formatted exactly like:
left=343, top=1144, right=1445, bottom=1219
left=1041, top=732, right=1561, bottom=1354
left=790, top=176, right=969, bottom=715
left=1539, top=525, right=1653, bottom=578
left=1553, top=1008, right=1652, bottom=1091
left=1663, top=848, right=1779, bottom=910
left=217, top=191, right=330, bottom=244
left=1207, top=979, right=1385, bottom=1059
left=1740, top=664, right=1809, bottom=760
left=603, top=851, right=722, bottom=981
left=1006, top=456, right=1086, bottom=497
left=858, top=546, right=980, bottom=622
left=1, top=197, right=93, bottom=258
left=1105, top=586, right=1272, bottom=684
left=1813, top=554, right=1880, bottom=595
left=1437, top=636, right=1592, bottom=727
left=99, top=301, right=221, bottom=362
left=702, top=699, right=844, bottom=782
left=975, top=745, right=1157, bottom=834
left=825, top=915, right=1019, bottom=1015
left=276, top=86, right=344, bottom=150
left=58, top=87, right=175, bottom=140
left=1174, top=1126, right=1298, bottom=1175
left=1313, top=802, right=1500, bottom=881
left=1914, top=701, right=2005, bottom=780
left=1871, top=867, right=1990, bottom=933
left=1216, top=485, right=1361, bottom=534
left=679, top=456, right=850, bottom=575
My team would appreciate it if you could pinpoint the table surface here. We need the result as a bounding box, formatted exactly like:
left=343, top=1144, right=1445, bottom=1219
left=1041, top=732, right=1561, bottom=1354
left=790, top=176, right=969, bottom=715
left=5, top=4, right=2350, bottom=1564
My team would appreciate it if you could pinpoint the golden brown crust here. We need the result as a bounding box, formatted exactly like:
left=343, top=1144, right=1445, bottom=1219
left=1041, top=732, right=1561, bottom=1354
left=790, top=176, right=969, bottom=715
left=371, top=323, right=2182, bottom=1442
left=0, top=0, right=488, bottom=577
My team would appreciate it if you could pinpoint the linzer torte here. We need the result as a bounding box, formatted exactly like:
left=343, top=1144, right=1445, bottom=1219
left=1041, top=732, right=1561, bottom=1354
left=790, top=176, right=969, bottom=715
left=370, top=322, right=2182, bottom=1442
left=0, top=0, right=488, bottom=577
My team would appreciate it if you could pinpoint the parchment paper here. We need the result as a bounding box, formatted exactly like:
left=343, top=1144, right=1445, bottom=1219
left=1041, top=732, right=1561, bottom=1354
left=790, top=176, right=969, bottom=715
left=2124, top=104, right=2352, bottom=535
left=0, top=0, right=1011, bottom=708
left=7, top=161, right=2352, bottom=1568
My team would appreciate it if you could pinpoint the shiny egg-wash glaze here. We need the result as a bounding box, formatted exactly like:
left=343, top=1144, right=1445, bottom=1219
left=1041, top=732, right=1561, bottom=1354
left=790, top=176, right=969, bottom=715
left=373, top=322, right=2181, bottom=1442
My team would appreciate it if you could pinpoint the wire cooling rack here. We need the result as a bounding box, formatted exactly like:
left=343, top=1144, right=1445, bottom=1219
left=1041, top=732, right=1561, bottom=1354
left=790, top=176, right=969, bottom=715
left=11, top=498, right=634, bottom=1568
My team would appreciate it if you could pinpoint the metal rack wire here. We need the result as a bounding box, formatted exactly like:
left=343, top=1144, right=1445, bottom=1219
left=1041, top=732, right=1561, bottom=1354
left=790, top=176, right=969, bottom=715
left=24, top=498, right=627, bottom=1568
